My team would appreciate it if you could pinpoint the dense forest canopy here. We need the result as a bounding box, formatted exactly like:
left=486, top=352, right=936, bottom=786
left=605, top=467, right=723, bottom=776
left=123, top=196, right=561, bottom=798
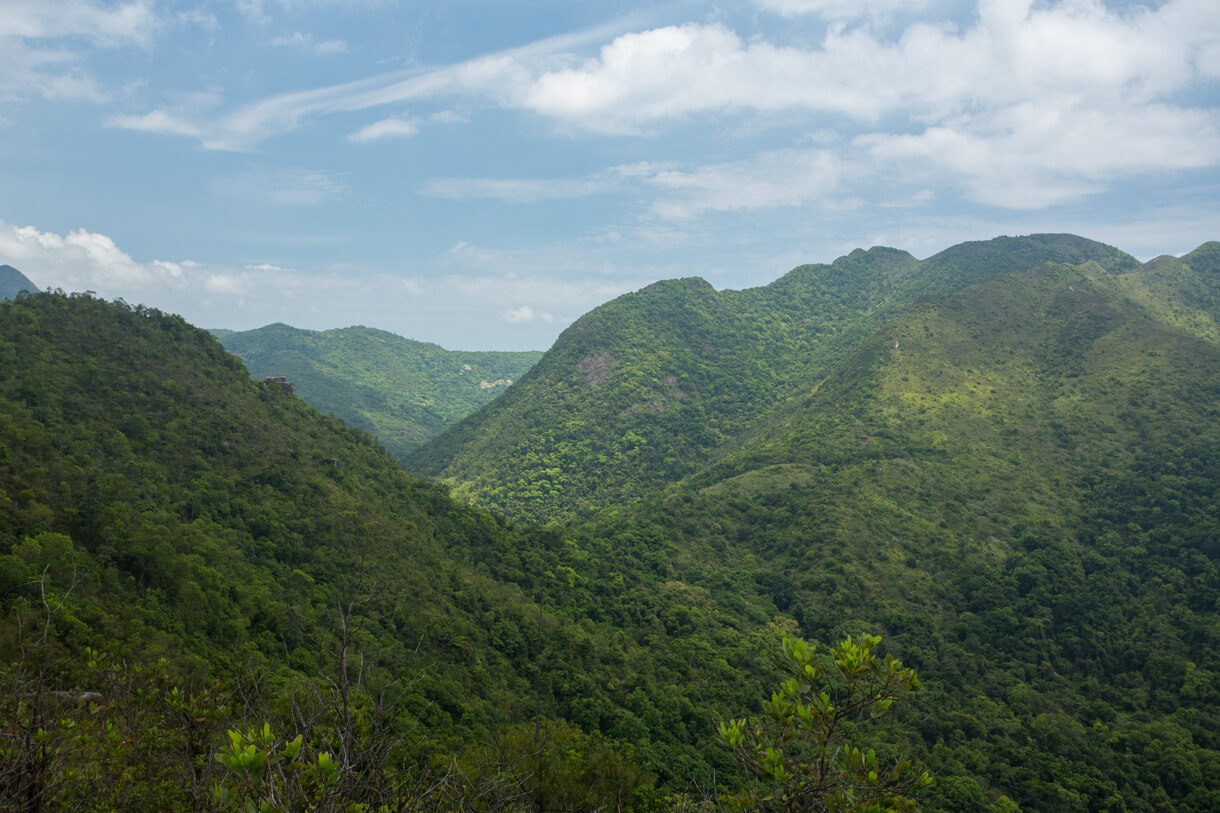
left=212, top=323, right=542, bottom=459
left=406, top=235, right=1144, bottom=523
left=2, top=234, right=1219, bottom=811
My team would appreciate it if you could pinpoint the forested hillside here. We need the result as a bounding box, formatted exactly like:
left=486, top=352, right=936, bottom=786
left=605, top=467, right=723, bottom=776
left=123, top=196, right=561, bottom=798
left=527, top=254, right=1220, bottom=810
left=0, top=292, right=752, bottom=810
left=212, top=323, right=542, bottom=457
left=3, top=235, right=1219, bottom=812
left=407, top=235, right=1140, bottom=523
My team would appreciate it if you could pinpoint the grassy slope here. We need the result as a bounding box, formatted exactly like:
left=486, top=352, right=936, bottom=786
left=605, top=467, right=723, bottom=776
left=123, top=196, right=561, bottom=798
left=213, top=323, right=542, bottom=458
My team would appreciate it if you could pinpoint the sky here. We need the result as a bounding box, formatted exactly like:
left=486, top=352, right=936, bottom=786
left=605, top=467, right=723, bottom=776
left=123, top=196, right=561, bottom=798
left=1, top=0, right=1218, bottom=350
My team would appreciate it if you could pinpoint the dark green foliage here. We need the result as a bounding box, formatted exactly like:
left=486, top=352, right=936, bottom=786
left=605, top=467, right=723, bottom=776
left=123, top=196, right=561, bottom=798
left=0, top=291, right=673, bottom=810
left=213, top=322, right=542, bottom=458
left=4, top=233, right=1220, bottom=811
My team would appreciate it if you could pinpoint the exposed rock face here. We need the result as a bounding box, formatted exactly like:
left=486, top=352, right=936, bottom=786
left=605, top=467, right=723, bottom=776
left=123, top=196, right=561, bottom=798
left=576, top=352, right=614, bottom=387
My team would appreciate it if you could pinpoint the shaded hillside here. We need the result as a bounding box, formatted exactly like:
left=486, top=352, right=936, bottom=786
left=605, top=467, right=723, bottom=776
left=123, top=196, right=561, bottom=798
left=0, top=292, right=757, bottom=810
left=0, top=264, right=37, bottom=299
left=212, top=323, right=542, bottom=457
left=408, top=234, right=1139, bottom=523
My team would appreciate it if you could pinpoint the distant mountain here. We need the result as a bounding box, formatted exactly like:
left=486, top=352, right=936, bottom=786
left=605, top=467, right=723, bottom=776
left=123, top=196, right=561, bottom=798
left=212, top=323, right=542, bottom=458
left=0, top=264, right=37, bottom=299
left=1112, top=241, right=1220, bottom=343
left=407, top=234, right=1141, bottom=523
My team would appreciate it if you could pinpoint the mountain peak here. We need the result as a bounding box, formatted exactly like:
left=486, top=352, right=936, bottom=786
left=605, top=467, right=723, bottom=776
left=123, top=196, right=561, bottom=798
left=0, top=264, right=38, bottom=300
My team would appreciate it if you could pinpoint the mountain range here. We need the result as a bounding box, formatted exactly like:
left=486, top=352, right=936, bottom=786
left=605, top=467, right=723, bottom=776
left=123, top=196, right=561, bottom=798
left=2, top=234, right=1218, bottom=811
left=212, top=323, right=542, bottom=457
left=405, top=234, right=1144, bottom=522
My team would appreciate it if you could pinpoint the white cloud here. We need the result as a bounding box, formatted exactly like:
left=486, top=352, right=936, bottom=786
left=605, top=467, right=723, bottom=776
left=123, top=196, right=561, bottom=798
left=0, top=0, right=162, bottom=102
left=754, top=0, right=934, bottom=20
left=270, top=31, right=347, bottom=55
left=204, top=274, right=251, bottom=295
left=510, top=2, right=1215, bottom=131
left=0, top=218, right=187, bottom=292
left=0, top=0, right=158, bottom=47
left=347, top=115, right=420, bottom=143
left=861, top=101, right=1220, bottom=208
left=504, top=305, right=553, bottom=324
left=93, top=0, right=1220, bottom=214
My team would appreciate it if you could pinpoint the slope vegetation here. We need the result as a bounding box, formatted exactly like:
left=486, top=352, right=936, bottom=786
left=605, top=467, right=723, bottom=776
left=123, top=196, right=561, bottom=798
left=0, top=293, right=733, bottom=809
left=408, top=234, right=1139, bottom=523
left=213, top=323, right=542, bottom=458
left=4, top=238, right=1219, bottom=811
left=559, top=257, right=1220, bottom=809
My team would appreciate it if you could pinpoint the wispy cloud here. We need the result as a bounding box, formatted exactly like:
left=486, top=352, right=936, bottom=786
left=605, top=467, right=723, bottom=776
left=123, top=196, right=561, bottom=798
left=0, top=0, right=224, bottom=103
left=212, top=167, right=347, bottom=207
left=1, top=0, right=159, bottom=47
left=753, top=0, right=931, bottom=20
left=423, top=151, right=844, bottom=218
left=102, top=0, right=1220, bottom=215
left=269, top=31, right=347, bottom=55
left=348, top=115, right=420, bottom=143
left=102, top=11, right=657, bottom=150
left=423, top=174, right=615, bottom=203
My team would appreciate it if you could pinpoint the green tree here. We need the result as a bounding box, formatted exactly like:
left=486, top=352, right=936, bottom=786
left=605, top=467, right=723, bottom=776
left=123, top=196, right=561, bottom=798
left=719, top=634, right=931, bottom=812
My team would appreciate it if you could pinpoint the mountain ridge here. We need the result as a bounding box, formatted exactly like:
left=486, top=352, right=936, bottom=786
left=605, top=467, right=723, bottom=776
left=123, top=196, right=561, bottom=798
left=406, top=234, right=1144, bottom=523
left=212, top=322, right=543, bottom=458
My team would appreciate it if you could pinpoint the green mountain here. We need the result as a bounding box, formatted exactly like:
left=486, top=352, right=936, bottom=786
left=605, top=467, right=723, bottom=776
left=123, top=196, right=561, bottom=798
left=0, top=293, right=726, bottom=810
left=1112, top=242, right=1220, bottom=342
left=407, top=234, right=1140, bottom=523
left=562, top=254, right=1220, bottom=809
left=4, top=235, right=1220, bottom=812
left=0, top=264, right=38, bottom=299
left=211, top=323, right=543, bottom=458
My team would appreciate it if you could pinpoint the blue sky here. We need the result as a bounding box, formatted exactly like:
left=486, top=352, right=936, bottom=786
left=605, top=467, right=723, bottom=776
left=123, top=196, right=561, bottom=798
left=1, top=0, right=1218, bottom=350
